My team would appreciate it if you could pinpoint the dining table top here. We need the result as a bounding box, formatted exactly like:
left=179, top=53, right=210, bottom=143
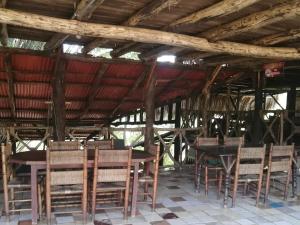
left=194, top=144, right=239, bottom=157
left=10, top=149, right=155, bottom=166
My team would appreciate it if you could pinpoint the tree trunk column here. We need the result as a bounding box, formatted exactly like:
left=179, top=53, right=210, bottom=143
left=144, top=65, right=156, bottom=152
left=252, top=71, right=264, bottom=145
left=52, top=56, right=66, bottom=141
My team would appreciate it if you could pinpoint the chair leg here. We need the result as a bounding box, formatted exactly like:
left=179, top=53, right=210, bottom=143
left=264, top=174, right=271, bottom=204
left=205, top=166, right=208, bottom=196
left=218, top=170, right=223, bottom=199
left=232, top=179, right=238, bottom=208
left=256, top=177, right=263, bottom=206
left=284, top=173, right=291, bottom=200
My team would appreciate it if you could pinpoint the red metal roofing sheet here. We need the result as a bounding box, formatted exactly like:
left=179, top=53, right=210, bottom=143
left=14, top=83, right=51, bottom=98
left=67, top=60, right=101, bottom=74
left=12, top=54, right=54, bottom=72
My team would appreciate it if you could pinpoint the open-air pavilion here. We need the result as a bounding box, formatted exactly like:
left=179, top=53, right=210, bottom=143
left=0, top=0, right=300, bottom=225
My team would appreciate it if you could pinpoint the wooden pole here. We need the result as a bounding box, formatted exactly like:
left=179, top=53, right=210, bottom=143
left=253, top=71, right=264, bottom=145
left=52, top=53, right=66, bottom=141
left=0, top=9, right=300, bottom=59
left=174, top=99, right=181, bottom=162
left=144, top=62, right=157, bottom=152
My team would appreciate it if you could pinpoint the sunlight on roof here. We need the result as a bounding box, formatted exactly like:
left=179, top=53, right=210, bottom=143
left=120, top=52, right=140, bottom=61
left=157, top=55, right=176, bottom=63
left=3, top=38, right=45, bottom=50
left=89, top=48, right=113, bottom=58
left=63, top=44, right=83, bottom=54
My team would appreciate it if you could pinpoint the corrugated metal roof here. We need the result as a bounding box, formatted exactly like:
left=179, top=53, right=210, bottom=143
left=0, top=51, right=236, bottom=125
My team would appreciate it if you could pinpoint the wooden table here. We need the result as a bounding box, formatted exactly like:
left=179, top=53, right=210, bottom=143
left=194, top=145, right=238, bottom=208
left=11, top=149, right=155, bottom=224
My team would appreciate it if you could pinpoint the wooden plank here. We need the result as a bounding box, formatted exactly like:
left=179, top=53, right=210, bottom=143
left=52, top=52, right=66, bottom=141
left=112, top=0, right=261, bottom=58
left=1, top=9, right=299, bottom=60
left=0, top=0, right=8, bottom=47
left=44, top=0, right=105, bottom=50
left=169, top=0, right=261, bottom=27
left=83, top=0, right=180, bottom=54
left=79, top=64, right=109, bottom=118
left=144, top=62, right=157, bottom=152
left=140, top=0, right=300, bottom=60
left=110, top=64, right=155, bottom=117
left=4, top=54, right=15, bottom=119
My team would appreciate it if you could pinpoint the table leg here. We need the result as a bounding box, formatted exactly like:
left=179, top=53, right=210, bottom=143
left=223, top=168, right=230, bottom=208
left=31, top=165, right=38, bottom=225
left=292, top=157, right=298, bottom=198
left=131, top=162, right=139, bottom=217
left=220, top=155, right=235, bottom=208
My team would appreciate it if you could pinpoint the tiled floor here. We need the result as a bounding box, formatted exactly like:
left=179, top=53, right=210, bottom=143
left=2, top=168, right=300, bottom=225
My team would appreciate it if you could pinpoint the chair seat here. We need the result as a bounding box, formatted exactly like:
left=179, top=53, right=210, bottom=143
left=139, top=175, right=154, bottom=183
left=232, top=174, right=260, bottom=182
left=8, top=178, right=31, bottom=188
left=95, top=182, right=126, bottom=191
left=51, top=184, right=83, bottom=195
left=270, top=171, right=288, bottom=179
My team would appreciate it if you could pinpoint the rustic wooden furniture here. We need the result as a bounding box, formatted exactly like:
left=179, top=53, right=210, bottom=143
left=87, top=139, right=114, bottom=150
left=194, top=144, right=238, bottom=207
left=10, top=149, right=155, bottom=224
left=195, top=137, right=223, bottom=196
left=231, top=145, right=266, bottom=207
left=265, top=143, right=294, bottom=203
left=90, top=146, right=131, bottom=219
left=2, top=143, right=32, bottom=220
left=137, top=145, right=160, bottom=211
left=46, top=141, right=88, bottom=224
left=224, top=136, right=245, bottom=146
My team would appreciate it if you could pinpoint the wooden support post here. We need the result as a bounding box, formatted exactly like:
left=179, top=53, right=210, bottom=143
left=286, top=86, right=296, bottom=143
left=52, top=53, right=66, bottom=141
left=144, top=62, right=157, bottom=152
left=174, top=99, right=181, bottom=162
left=252, top=71, right=264, bottom=145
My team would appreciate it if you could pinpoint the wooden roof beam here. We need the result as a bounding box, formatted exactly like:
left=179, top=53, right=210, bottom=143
left=82, top=0, right=180, bottom=54
left=0, top=0, right=8, bottom=47
left=180, top=27, right=300, bottom=62
left=4, top=54, right=16, bottom=119
left=78, top=64, right=109, bottom=119
left=140, top=0, right=300, bottom=60
left=44, top=0, right=105, bottom=50
left=110, top=63, right=156, bottom=117
left=1, top=9, right=300, bottom=59
left=112, top=0, right=261, bottom=58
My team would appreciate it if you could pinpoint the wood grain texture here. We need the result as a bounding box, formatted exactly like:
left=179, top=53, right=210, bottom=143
left=1, top=9, right=300, bottom=59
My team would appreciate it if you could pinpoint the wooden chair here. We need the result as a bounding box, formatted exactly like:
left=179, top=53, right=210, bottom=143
left=264, top=143, right=294, bottom=203
left=195, top=137, right=222, bottom=196
left=224, top=136, right=245, bottom=146
left=90, top=145, right=131, bottom=220
left=46, top=141, right=87, bottom=224
left=137, top=145, right=160, bottom=211
left=2, top=143, right=32, bottom=220
left=86, top=139, right=114, bottom=150
left=48, top=140, right=81, bottom=150
left=232, top=145, right=266, bottom=207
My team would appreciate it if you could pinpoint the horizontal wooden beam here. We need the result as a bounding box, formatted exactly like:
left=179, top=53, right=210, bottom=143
left=1, top=9, right=300, bottom=59
left=169, top=0, right=261, bottom=28
left=112, top=0, right=261, bottom=58
left=83, top=0, right=180, bottom=54
left=141, top=0, right=300, bottom=59
left=44, top=0, right=105, bottom=50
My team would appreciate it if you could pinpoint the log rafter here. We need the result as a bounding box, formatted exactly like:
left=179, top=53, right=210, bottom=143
left=1, top=9, right=300, bottom=60
left=44, top=0, right=105, bottom=50
left=78, top=64, right=109, bottom=119
left=4, top=53, right=16, bottom=119
left=110, top=64, right=156, bottom=117
left=83, top=0, right=180, bottom=54
left=111, top=0, right=261, bottom=58
left=140, top=0, right=300, bottom=60
left=0, top=0, right=8, bottom=47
